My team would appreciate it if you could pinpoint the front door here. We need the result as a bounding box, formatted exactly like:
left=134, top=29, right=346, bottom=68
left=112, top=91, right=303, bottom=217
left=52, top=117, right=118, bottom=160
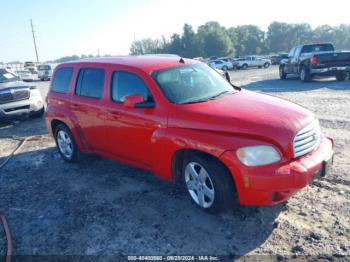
left=104, top=70, right=160, bottom=168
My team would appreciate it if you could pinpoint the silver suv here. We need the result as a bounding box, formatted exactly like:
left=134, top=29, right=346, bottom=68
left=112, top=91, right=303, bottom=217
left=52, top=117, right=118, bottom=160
left=38, top=64, right=53, bottom=81
left=0, top=69, right=44, bottom=119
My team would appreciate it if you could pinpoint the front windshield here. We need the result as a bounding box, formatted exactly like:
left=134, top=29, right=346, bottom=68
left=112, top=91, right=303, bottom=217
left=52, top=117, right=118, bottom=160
left=0, top=69, right=19, bottom=83
left=152, top=63, right=237, bottom=104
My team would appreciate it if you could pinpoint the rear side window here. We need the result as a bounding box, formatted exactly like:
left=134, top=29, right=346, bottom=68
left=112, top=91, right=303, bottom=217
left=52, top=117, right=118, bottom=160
left=75, top=68, right=105, bottom=99
left=111, top=71, right=152, bottom=102
left=51, top=68, right=73, bottom=93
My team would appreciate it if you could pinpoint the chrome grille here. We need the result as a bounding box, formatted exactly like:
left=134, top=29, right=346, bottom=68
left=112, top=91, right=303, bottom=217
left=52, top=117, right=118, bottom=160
left=0, top=88, right=30, bottom=104
left=293, top=121, right=320, bottom=158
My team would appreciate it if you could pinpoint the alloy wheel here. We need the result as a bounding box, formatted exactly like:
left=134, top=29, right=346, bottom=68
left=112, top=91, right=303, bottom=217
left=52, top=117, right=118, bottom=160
left=57, top=130, right=73, bottom=158
left=184, top=162, right=215, bottom=208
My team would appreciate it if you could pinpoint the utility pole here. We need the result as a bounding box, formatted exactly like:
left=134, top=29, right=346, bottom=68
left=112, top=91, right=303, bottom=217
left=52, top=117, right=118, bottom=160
left=30, top=19, right=39, bottom=63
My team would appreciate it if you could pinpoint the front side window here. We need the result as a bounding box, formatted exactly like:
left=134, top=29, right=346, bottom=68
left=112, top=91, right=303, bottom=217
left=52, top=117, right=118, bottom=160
left=51, top=67, right=73, bottom=93
left=111, top=71, right=152, bottom=102
left=152, top=63, right=237, bottom=104
left=288, top=47, right=296, bottom=57
left=75, top=68, right=105, bottom=99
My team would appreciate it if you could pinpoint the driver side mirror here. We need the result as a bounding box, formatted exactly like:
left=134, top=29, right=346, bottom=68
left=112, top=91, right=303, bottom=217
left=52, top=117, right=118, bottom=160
left=123, top=94, right=155, bottom=108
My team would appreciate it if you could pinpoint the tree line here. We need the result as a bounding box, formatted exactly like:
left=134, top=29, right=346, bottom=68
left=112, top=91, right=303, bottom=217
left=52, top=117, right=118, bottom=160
left=130, top=21, right=350, bottom=58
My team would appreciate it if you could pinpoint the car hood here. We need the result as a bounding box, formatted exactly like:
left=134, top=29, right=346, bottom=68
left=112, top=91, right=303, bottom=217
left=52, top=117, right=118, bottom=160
left=168, top=89, right=314, bottom=156
left=0, top=81, right=33, bottom=90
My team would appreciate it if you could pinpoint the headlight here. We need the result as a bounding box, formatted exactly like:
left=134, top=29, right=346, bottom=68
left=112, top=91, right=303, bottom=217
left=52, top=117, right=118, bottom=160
left=30, top=88, right=41, bottom=97
left=236, top=145, right=281, bottom=166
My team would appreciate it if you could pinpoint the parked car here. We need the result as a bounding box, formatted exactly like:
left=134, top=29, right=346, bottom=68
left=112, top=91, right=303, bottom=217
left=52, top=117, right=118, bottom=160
left=24, top=61, right=36, bottom=68
left=0, top=69, right=44, bottom=119
left=16, top=70, right=35, bottom=82
left=271, top=53, right=288, bottom=65
left=45, top=56, right=334, bottom=213
left=237, top=56, right=271, bottom=69
left=280, top=43, right=350, bottom=82
left=38, top=64, right=53, bottom=81
left=208, top=59, right=233, bottom=71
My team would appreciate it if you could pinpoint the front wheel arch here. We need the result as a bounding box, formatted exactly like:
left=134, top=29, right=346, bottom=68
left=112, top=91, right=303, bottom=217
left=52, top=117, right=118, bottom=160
left=172, top=149, right=236, bottom=188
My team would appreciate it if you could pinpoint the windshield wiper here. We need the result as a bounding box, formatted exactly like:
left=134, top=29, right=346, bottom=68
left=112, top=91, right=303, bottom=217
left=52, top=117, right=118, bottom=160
left=180, top=98, right=212, bottom=104
left=180, top=91, right=235, bottom=104
left=209, top=90, right=234, bottom=100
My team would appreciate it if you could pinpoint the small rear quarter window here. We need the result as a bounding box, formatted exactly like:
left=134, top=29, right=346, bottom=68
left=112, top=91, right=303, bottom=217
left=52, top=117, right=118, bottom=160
left=51, top=67, right=73, bottom=93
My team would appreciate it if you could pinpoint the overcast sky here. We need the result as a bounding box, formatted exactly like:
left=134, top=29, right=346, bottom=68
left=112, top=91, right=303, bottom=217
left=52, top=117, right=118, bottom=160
left=1, top=0, right=349, bottom=62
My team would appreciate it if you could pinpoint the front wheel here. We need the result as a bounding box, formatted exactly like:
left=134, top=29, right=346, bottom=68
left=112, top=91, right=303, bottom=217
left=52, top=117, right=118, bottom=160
left=54, top=124, right=80, bottom=162
left=182, top=154, right=237, bottom=213
left=30, top=107, right=44, bottom=118
left=222, top=65, right=228, bottom=71
left=242, top=64, right=248, bottom=70
left=264, top=62, right=270, bottom=68
left=279, top=66, right=287, bottom=80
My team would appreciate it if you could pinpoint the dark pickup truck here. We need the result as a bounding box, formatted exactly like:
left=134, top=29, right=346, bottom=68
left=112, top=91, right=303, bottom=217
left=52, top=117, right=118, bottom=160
left=279, top=43, right=350, bottom=82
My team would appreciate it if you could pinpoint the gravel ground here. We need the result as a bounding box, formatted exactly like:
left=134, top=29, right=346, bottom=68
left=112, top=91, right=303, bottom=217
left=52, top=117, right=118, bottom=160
left=0, top=66, right=349, bottom=261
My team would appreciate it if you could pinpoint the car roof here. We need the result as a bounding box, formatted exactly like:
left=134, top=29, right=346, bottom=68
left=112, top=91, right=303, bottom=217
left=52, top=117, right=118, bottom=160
left=59, top=55, right=200, bottom=74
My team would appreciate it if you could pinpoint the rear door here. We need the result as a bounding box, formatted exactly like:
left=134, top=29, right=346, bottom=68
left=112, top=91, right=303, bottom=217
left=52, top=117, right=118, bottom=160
left=70, top=67, right=106, bottom=150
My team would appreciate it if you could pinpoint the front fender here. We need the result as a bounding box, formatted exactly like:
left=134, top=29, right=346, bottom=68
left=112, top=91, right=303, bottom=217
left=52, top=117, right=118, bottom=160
left=150, top=127, right=273, bottom=181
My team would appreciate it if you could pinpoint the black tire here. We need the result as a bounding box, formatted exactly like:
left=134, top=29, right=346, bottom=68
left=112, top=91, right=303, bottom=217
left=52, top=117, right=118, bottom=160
left=300, top=67, right=311, bottom=82
left=30, top=107, right=45, bottom=118
left=242, top=64, right=248, bottom=70
left=335, top=73, right=346, bottom=81
left=182, top=153, right=237, bottom=213
left=54, top=124, right=80, bottom=162
left=279, top=65, right=287, bottom=80
left=222, top=66, right=228, bottom=71
left=264, top=62, right=270, bottom=68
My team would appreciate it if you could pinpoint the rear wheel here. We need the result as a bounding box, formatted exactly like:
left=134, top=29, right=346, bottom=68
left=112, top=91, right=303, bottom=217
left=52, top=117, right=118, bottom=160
left=264, top=62, right=270, bottom=68
left=300, top=67, right=311, bottom=82
left=336, top=72, right=346, bottom=81
left=222, top=65, right=228, bottom=71
left=279, top=66, right=287, bottom=80
left=182, top=154, right=237, bottom=213
left=54, top=124, right=80, bottom=162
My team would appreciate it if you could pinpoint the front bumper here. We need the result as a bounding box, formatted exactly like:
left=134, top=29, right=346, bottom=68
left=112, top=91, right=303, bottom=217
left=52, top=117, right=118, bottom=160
left=0, top=95, right=44, bottom=118
left=220, top=135, right=334, bottom=206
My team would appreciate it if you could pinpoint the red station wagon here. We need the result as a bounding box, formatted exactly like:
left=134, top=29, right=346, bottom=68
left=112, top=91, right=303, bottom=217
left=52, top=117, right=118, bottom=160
left=45, top=56, right=334, bottom=213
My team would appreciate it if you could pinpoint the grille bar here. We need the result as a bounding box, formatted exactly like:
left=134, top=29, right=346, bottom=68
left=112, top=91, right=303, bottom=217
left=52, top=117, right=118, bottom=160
left=0, top=88, right=30, bottom=104
left=293, top=121, right=319, bottom=158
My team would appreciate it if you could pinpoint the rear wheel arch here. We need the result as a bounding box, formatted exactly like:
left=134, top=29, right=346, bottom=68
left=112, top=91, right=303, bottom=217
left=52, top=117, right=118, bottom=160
left=51, top=119, right=69, bottom=134
left=50, top=119, right=87, bottom=152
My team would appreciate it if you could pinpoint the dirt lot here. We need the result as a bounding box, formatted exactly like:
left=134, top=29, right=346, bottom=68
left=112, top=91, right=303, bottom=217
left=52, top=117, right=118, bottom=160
left=1, top=66, right=349, bottom=260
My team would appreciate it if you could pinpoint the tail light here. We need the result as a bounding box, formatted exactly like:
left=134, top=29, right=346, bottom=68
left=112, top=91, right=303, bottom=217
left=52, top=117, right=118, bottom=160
left=310, top=57, right=318, bottom=65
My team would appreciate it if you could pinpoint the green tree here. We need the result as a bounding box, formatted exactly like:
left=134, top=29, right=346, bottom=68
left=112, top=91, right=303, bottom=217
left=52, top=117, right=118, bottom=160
left=181, top=24, right=200, bottom=58
left=230, top=25, right=265, bottom=56
left=129, top=38, right=164, bottom=55
left=197, top=22, right=234, bottom=57
left=266, top=22, right=313, bottom=53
